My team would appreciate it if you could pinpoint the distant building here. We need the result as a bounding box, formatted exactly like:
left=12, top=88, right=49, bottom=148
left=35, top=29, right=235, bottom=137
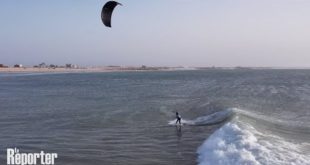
left=66, top=64, right=78, bottom=69
left=38, top=62, right=47, bottom=68
left=141, top=65, right=147, bottom=69
left=49, top=64, right=57, bottom=69
left=0, top=64, right=8, bottom=68
left=14, top=64, right=23, bottom=68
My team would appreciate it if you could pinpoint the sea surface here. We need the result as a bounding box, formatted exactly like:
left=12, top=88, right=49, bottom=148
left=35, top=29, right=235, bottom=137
left=0, top=70, right=309, bottom=165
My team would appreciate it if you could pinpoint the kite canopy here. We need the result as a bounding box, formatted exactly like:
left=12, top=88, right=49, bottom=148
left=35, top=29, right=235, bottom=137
left=101, top=1, right=122, bottom=27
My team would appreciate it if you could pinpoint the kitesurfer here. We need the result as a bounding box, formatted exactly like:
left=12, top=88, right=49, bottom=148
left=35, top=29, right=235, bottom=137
left=176, top=112, right=181, bottom=124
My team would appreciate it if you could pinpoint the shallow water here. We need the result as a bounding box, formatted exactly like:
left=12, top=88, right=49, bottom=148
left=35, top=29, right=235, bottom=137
left=0, top=70, right=309, bottom=164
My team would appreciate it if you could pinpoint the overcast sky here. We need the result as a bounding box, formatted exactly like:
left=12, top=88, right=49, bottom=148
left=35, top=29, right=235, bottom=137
left=0, top=0, right=310, bottom=67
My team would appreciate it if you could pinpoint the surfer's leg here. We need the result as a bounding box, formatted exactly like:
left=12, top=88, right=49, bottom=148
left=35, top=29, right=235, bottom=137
left=176, top=118, right=181, bottom=124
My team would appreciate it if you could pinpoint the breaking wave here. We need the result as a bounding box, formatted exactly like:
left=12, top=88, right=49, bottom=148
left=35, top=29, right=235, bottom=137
left=196, top=108, right=310, bottom=165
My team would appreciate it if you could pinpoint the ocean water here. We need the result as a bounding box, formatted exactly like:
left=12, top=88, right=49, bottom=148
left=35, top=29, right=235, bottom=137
left=0, top=70, right=309, bottom=165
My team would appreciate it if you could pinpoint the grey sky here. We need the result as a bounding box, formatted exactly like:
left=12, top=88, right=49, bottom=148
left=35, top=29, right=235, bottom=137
left=0, top=0, right=309, bottom=67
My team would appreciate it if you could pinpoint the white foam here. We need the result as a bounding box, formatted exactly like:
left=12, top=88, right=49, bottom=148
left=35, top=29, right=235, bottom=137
left=197, top=122, right=310, bottom=165
left=168, top=109, right=233, bottom=126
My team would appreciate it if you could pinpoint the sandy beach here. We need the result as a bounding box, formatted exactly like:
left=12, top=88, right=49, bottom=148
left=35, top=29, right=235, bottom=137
left=0, top=66, right=175, bottom=73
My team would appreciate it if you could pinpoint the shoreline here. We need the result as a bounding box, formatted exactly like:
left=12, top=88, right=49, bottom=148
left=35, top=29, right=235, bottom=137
left=1, top=67, right=309, bottom=74
left=0, top=67, right=179, bottom=74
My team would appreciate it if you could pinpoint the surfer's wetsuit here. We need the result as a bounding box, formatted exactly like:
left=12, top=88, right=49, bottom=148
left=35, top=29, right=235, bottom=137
left=176, top=112, right=181, bottom=124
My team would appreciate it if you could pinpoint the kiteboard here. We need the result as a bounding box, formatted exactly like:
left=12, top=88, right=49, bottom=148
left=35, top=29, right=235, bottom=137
left=168, top=119, right=186, bottom=126
left=172, top=123, right=183, bottom=126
